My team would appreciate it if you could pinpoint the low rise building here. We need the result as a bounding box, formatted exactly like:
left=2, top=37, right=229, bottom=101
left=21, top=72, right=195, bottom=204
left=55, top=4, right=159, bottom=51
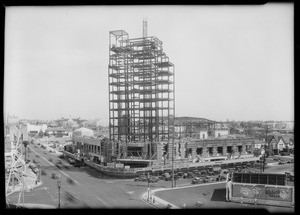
left=27, top=123, right=47, bottom=135
left=73, top=127, right=94, bottom=137
left=211, top=129, right=229, bottom=138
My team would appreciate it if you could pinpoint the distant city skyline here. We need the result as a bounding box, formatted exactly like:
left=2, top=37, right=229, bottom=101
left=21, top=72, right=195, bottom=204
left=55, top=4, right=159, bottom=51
left=4, top=4, right=294, bottom=122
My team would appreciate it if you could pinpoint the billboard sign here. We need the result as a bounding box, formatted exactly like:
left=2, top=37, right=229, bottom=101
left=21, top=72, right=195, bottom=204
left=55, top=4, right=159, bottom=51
left=232, top=184, right=293, bottom=202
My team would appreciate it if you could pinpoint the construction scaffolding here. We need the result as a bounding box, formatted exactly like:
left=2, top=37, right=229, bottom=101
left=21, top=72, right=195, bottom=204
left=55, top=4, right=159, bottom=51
left=108, top=29, right=175, bottom=160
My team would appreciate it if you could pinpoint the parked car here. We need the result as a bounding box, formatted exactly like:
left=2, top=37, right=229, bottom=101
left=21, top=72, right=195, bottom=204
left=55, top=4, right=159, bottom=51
left=192, top=177, right=205, bottom=184
left=235, top=167, right=242, bottom=172
left=196, top=171, right=207, bottom=178
left=56, top=160, right=63, bottom=165
left=205, top=175, right=218, bottom=182
left=134, top=174, right=147, bottom=182
left=74, top=161, right=81, bottom=167
left=183, top=172, right=194, bottom=179
left=149, top=176, right=159, bottom=183
left=134, top=175, right=158, bottom=183
left=176, top=172, right=184, bottom=178
left=192, top=170, right=200, bottom=176
left=219, top=169, right=229, bottom=180
left=168, top=174, right=181, bottom=181
left=162, top=173, right=171, bottom=181
left=280, top=151, right=290, bottom=156
left=68, top=158, right=75, bottom=164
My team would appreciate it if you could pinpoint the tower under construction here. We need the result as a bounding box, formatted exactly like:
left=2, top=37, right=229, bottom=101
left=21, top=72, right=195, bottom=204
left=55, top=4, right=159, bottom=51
left=108, top=26, right=175, bottom=161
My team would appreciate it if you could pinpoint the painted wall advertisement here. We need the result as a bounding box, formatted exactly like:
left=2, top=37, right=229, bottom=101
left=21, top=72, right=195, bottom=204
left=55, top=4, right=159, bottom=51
left=232, top=184, right=293, bottom=202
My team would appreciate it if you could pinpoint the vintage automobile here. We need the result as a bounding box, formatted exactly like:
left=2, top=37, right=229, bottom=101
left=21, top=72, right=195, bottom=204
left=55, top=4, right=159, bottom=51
left=191, top=177, right=205, bottom=184
left=176, top=172, right=185, bottom=178
left=134, top=175, right=158, bottom=183
left=183, top=172, right=194, bottom=179
left=219, top=169, right=229, bottom=180
left=52, top=173, right=59, bottom=179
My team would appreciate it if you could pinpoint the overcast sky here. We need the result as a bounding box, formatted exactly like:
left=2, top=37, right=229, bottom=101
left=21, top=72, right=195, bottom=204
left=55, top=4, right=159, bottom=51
left=4, top=4, right=294, bottom=124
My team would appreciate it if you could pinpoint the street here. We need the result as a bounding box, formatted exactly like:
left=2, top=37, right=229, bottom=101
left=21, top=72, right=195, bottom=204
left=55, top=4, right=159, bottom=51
left=6, top=140, right=294, bottom=210
left=7, top=141, right=155, bottom=208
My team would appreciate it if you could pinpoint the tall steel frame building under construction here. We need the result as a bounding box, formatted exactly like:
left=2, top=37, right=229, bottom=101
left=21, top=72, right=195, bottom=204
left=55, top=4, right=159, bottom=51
left=108, top=26, right=175, bottom=160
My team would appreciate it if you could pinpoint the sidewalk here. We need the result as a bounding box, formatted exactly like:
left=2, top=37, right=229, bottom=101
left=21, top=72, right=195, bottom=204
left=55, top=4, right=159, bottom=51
left=141, top=181, right=225, bottom=209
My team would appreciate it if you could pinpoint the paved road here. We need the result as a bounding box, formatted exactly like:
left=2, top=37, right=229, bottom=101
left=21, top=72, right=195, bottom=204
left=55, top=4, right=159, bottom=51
left=8, top=140, right=293, bottom=209
left=7, top=141, right=154, bottom=208
left=7, top=140, right=193, bottom=208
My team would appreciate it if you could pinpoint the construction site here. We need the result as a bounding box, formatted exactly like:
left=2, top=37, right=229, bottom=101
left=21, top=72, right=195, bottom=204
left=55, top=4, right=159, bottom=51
left=62, top=21, right=257, bottom=174
left=108, top=20, right=175, bottom=164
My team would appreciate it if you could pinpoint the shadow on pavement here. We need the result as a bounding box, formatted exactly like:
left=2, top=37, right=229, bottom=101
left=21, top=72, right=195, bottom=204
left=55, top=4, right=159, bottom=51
left=210, top=188, right=226, bottom=202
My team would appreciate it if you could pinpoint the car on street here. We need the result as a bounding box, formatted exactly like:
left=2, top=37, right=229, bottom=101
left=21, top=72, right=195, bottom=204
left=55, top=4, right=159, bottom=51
left=52, top=173, right=59, bottom=179
left=65, top=191, right=77, bottom=203
left=41, top=169, right=47, bottom=175
left=67, top=177, right=75, bottom=184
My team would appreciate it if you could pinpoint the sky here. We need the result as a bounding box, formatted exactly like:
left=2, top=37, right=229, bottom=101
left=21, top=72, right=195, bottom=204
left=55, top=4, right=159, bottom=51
left=4, top=4, right=294, bottom=124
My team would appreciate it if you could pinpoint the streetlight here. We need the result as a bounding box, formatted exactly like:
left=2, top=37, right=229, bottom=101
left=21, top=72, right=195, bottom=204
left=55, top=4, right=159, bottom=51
left=57, top=180, right=61, bottom=208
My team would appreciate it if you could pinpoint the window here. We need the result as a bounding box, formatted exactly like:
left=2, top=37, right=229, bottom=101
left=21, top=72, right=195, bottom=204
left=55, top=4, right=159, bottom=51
left=218, top=133, right=220, bottom=137
left=203, top=134, right=205, bottom=139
